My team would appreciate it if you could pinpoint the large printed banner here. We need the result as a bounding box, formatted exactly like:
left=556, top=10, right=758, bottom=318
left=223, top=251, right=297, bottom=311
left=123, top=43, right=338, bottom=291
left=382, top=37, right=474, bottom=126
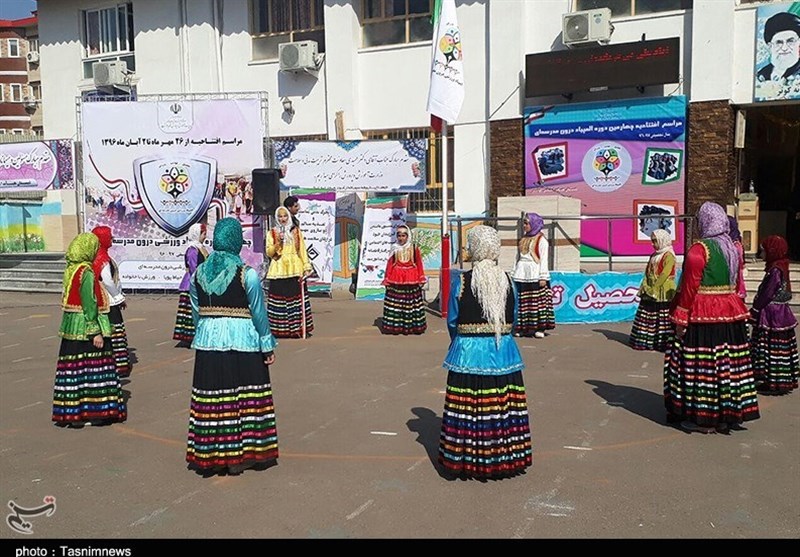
left=525, top=96, right=686, bottom=257
left=0, top=139, right=75, bottom=191
left=295, top=189, right=336, bottom=284
left=81, top=99, right=266, bottom=289
left=754, top=2, right=800, bottom=102
left=274, top=140, right=427, bottom=193
left=355, top=195, right=408, bottom=300
left=551, top=271, right=643, bottom=324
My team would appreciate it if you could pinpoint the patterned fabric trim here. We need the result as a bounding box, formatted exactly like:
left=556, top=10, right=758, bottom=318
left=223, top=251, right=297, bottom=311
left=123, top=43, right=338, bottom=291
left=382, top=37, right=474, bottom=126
left=457, top=323, right=513, bottom=335
left=697, top=285, right=735, bottom=294
left=198, top=307, right=252, bottom=318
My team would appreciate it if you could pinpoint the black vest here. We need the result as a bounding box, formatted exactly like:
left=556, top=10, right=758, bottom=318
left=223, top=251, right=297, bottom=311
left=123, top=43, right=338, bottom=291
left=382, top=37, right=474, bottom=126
left=185, top=247, right=207, bottom=269
left=195, top=266, right=251, bottom=319
left=456, top=270, right=515, bottom=335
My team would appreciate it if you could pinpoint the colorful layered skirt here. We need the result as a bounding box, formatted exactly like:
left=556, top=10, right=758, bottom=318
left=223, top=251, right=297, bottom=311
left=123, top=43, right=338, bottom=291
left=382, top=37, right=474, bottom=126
left=266, top=277, right=313, bottom=339
left=629, top=299, right=673, bottom=351
left=513, top=281, right=555, bottom=337
left=751, top=326, right=800, bottom=394
left=381, top=283, right=427, bottom=335
left=172, top=292, right=195, bottom=343
left=108, top=305, right=130, bottom=377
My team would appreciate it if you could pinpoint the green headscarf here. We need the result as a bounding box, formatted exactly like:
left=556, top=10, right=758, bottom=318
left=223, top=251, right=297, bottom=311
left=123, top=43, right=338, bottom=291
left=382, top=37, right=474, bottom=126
left=196, top=217, right=244, bottom=295
left=63, top=232, right=100, bottom=295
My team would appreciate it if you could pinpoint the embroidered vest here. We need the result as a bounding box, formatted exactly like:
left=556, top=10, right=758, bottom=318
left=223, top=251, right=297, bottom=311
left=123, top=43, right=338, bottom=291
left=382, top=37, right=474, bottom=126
left=195, top=267, right=252, bottom=319
left=456, top=271, right=515, bottom=335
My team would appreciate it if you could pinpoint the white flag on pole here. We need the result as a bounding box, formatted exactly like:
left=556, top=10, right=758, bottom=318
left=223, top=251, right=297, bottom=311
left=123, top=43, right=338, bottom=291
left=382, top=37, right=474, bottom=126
left=426, top=0, right=465, bottom=127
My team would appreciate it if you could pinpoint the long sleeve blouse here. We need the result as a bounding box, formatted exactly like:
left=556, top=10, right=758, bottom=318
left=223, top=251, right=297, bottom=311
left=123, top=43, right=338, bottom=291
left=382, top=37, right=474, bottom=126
left=266, top=227, right=312, bottom=279
left=511, top=234, right=550, bottom=282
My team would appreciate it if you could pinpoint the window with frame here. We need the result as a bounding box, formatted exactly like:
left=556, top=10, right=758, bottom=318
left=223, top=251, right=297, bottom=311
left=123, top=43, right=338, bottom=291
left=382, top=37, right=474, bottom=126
left=8, top=38, right=20, bottom=57
left=363, top=127, right=454, bottom=214
left=10, top=84, right=23, bottom=102
left=251, top=0, right=325, bottom=61
left=31, top=84, right=41, bottom=101
left=574, top=0, right=692, bottom=18
left=0, top=129, right=6, bottom=135
left=28, top=37, right=39, bottom=53
left=362, top=0, right=433, bottom=48
left=82, top=3, right=135, bottom=78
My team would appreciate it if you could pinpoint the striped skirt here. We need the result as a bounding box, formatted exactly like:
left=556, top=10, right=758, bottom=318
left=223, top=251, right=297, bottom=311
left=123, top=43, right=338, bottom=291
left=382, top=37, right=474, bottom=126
left=514, top=281, right=555, bottom=336
left=629, top=299, right=673, bottom=351
left=186, top=350, right=278, bottom=473
left=663, top=321, right=760, bottom=428
left=439, top=370, right=532, bottom=479
left=267, top=277, right=313, bottom=339
left=52, top=338, right=127, bottom=425
left=172, top=292, right=195, bottom=343
left=751, top=326, right=800, bottom=394
left=109, top=305, right=130, bottom=377
left=381, top=284, right=427, bottom=335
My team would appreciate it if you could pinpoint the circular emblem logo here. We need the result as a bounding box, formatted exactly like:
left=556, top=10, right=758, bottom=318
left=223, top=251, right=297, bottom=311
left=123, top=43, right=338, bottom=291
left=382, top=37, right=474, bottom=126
left=581, top=142, right=632, bottom=193
left=160, top=165, right=191, bottom=199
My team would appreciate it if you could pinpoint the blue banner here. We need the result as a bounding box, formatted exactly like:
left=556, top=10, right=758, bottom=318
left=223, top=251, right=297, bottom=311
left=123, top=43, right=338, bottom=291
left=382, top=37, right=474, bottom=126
left=551, top=271, right=644, bottom=324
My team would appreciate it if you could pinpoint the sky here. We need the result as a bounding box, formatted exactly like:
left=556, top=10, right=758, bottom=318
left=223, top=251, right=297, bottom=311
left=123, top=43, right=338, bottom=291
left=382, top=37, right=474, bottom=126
left=0, top=0, right=37, bottom=20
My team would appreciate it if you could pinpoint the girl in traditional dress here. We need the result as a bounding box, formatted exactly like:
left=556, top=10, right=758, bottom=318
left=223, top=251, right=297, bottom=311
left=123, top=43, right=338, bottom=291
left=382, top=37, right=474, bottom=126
left=91, top=226, right=130, bottom=377
left=750, top=235, right=799, bottom=394
left=266, top=205, right=313, bottom=338
left=439, top=225, right=532, bottom=479
left=187, top=218, right=279, bottom=475
left=173, top=223, right=208, bottom=345
left=380, top=225, right=427, bottom=335
left=629, top=228, right=677, bottom=351
left=664, top=202, right=760, bottom=434
left=52, top=233, right=127, bottom=427
left=511, top=212, right=555, bottom=338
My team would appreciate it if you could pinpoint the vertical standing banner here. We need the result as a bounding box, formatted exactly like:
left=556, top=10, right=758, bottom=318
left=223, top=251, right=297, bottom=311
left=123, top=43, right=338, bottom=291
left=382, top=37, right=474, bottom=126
left=81, top=98, right=266, bottom=289
left=355, top=195, right=408, bottom=300
left=427, top=0, right=465, bottom=130
left=294, top=189, right=336, bottom=284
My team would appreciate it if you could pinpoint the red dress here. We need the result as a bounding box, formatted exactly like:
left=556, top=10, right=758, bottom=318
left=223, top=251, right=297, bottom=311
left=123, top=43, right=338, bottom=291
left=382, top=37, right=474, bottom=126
left=382, top=245, right=426, bottom=286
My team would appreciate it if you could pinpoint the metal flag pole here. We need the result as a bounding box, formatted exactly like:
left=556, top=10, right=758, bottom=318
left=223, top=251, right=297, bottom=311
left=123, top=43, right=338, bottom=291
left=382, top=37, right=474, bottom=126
left=440, top=121, right=450, bottom=320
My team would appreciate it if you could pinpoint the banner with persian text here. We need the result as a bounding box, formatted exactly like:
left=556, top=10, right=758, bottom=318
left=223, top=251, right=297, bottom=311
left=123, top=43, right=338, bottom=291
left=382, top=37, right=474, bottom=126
left=0, top=139, right=75, bottom=191
left=80, top=98, right=265, bottom=289
left=294, top=189, right=336, bottom=285
left=355, top=195, right=409, bottom=300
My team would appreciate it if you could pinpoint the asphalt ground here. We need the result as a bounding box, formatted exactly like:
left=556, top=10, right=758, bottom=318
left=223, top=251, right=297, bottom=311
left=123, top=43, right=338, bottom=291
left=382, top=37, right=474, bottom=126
left=0, top=290, right=798, bottom=541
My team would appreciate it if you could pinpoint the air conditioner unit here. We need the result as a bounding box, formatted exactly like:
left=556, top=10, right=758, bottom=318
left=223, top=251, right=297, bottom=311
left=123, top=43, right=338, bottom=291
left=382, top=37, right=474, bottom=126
left=92, top=60, right=128, bottom=88
left=563, top=8, right=613, bottom=47
left=279, top=40, right=319, bottom=73
left=26, top=51, right=39, bottom=64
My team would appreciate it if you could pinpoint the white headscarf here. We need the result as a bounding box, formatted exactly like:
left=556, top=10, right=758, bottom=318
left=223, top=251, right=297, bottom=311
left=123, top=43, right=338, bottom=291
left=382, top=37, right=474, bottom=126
left=392, top=225, right=413, bottom=255
left=274, top=206, right=294, bottom=247
left=186, top=222, right=205, bottom=251
left=467, top=225, right=509, bottom=345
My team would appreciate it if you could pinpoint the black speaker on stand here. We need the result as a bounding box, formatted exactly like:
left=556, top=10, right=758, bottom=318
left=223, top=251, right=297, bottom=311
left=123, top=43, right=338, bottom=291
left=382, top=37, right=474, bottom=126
left=251, top=168, right=281, bottom=216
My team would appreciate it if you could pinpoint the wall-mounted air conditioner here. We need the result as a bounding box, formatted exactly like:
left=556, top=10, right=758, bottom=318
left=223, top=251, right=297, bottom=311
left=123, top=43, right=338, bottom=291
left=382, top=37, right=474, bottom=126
left=26, top=51, right=39, bottom=64
left=563, top=8, right=613, bottom=47
left=92, top=61, right=128, bottom=88
left=279, top=40, right=320, bottom=73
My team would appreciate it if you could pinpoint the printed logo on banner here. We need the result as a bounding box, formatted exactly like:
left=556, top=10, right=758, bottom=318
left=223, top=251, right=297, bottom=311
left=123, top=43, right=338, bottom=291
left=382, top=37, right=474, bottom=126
left=133, top=155, right=217, bottom=237
left=581, top=142, right=632, bottom=193
left=157, top=101, right=194, bottom=133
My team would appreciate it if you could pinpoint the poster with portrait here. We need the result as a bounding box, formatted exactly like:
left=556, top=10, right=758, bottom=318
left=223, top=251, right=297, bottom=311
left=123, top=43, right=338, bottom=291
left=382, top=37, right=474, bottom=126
left=641, top=148, right=682, bottom=185
left=754, top=2, right=800, bottom=102
left=531, top=142, right=568, bottom=182
left=633, top=199, right=678, bottom=244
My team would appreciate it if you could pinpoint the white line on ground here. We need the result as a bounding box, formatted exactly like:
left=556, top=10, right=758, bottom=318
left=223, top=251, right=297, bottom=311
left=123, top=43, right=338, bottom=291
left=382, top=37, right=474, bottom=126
left=548, top=357, right=556, bottom=363
left=346, top=499, right=374, bottom=520
left=12, top=377, right=31, bottom=383
left=145, top=328, right=158, bottom=333
left=641, top=361, right=649, bottom=368
left=12, top=356, right=32, bottom=363
left=370, top=431, right=397, bottom=436
left=627, top=374, right=649, bottom=378
left=29, top=325, right=45, bottom=330
left=406, top=459, right=425, bottom=472
left=14, top=401, right=42, bottom=411
left=2, top=343, right=21, bottom=349
left=155, top=341, right=171, bottom=346
left=599, top=418, right=610, bottom=427
left=40, top=335, right=57, bottom=341
left=129, top=507, right=167, bottom=528
left=395, top=382, right=408, bottom=388
left=182, top=357, right=193, bottom=363
left=563, top=445, right=593, bottom=451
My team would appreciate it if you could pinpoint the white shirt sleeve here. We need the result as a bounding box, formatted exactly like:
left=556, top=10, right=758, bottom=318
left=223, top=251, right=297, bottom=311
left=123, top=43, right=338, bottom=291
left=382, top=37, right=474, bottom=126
left=100, top=263, right=126, bottom=305
left=538, top=237, right=550, bottom=281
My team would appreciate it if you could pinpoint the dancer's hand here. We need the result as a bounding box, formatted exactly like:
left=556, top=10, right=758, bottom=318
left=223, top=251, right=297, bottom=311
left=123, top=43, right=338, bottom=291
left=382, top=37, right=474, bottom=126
left=263, top=352, right=275, bottom=366
left=92, top=335, right=104, bottom=349
left=539, top=280, right=547, bottom=287
left=675, top=325, right=686, bottom=339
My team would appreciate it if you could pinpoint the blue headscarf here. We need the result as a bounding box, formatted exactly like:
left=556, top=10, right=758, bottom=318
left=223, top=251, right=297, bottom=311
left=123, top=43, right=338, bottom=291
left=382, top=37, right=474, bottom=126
left=195, top=218, right=244, bottom=295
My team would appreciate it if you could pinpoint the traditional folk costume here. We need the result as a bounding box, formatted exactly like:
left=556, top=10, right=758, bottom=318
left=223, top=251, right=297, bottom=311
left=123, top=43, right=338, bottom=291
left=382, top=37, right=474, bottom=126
left=173, top=223, right=208, bottom=344
left=511, top=212, right=555, bottom=338
left=266, top=206, right=313, bottom=338
left=380, top=225, right=427, bottom=335
left=91, top=226, right=130, bottom=377
left=630, top=229, right=677, bottom=351
left=750, top=235, right=799, bottom=394
left=52, top=233, right=127, bottom=426
left=187, top=218, right=279, bottom=475
left=439, top=225, right=532, bottom=479
left=664, top=202, right=760, bottom=434
left=728, top=216, right=747, bottom=300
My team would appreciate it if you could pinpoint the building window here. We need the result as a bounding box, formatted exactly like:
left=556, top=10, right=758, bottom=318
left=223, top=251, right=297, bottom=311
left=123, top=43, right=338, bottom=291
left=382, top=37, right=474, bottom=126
left=362, top=0, right=433, bottom=48
left=11, top=129, right=25, bottom=135
left=28, top=38, right=39, bottom=53
left=10, top=84, right=23, bottom=102
left=0, top=86, right=3, bottom=102
left=8, top=39, right=20, bottom=57
left=84, top=3, right=134, bottom=57
left=251, top=0, right=325, bottom=61
left=363, top=127, right=454, bottom=214
left=31, top=84, right=41, bottom=101
left=574, top=0, right=692, bottom=17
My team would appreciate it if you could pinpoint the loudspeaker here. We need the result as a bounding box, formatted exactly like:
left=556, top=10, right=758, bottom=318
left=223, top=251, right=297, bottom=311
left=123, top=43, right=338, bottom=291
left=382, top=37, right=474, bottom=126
left=251, top=168, right=281, bottom=215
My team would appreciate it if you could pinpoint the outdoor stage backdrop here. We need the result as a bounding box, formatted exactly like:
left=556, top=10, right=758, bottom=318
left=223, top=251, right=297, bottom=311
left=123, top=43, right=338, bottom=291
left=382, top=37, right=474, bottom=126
left=524, top=96, right=686, bottom=257
left=81, top=98, right=265, bottom=289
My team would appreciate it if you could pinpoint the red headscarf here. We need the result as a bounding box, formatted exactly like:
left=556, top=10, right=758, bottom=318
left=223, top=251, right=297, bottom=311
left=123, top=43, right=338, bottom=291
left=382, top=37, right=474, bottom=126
left=762, top=235, right=791, bottom=292
left=91, top=225, right=113, bottom=279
